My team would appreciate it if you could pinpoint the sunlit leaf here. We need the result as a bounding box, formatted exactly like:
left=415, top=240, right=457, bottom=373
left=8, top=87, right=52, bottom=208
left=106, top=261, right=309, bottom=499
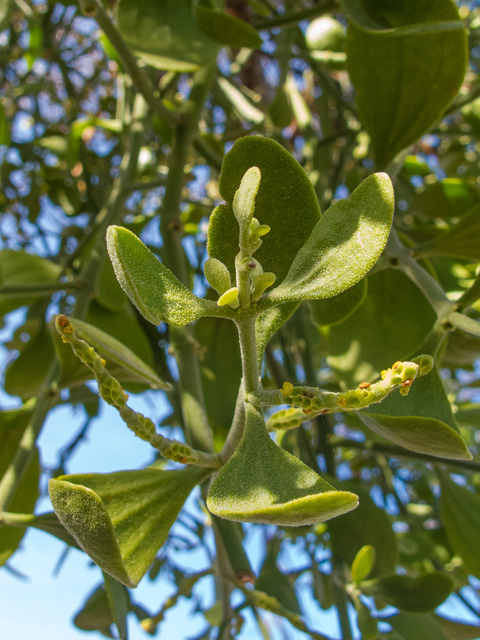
left=207, top=403, right=358, bottom=525
left=49, top=465, right=211, bottom=587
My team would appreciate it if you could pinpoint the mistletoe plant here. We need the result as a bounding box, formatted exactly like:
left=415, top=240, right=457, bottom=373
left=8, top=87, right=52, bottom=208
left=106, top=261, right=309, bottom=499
left=50, top=136, right=471, bottom=589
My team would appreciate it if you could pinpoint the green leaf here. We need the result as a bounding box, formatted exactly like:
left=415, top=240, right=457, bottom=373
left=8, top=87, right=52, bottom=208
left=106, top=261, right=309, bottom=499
left=204, top=258, right=231, bottom=295
left=0, top=250, right=61, bottom=321
left=344, top=0, right=468, bottom=166
left=116, top=0, right=218, bottom=71
left=74, top=584, right=118, bottom=638
left=351, top=545, right=375, bottom=585
left=269, top=85, right=293, bottom=129
left=305, top=16, right=345, bottom=53
left=206, top=403, right=358, bottom=525
left=411, top=179, right=480, bottom=220
left=49, top=465, right=211, bottom=587
left=439, top=472, right=480, bottom=579
left=0, top=511, right=80, bottom=549
left=107, top=226, right=229, bottom=326
left=385, top=612, right=449, bottom=640
left=103, top=572, right=129, bottom=640
left=327, top=480, right=397, bottom=578
left=256, top=539, right=301, bottom=614
left=447, top=312, right=480, bottom=338
left=4, top=321, right=55, bottom=399
left=0, top=0, right=12, bottom=31
left=64, top=317, right=169, bottom=390
left=329, top=269, right=436, bottom=387
left=207, top=136, right=321, bottom=285
left=309, top=278, right=367, bottom=327
left=0, top=102, right=10, bottom=146
left=263, top=173, right=393, bottom=306
left=359, top=367, right=472, bottom=460
left=0, top=402, right=40, bottom=566
left=360, top=572, right=453, bottom=613
left=413, top=205, right=480, bottom=260
left=195, top=5, right=263, bottom=49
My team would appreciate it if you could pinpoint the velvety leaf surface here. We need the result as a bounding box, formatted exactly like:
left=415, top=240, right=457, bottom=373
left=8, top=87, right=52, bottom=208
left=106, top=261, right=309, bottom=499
left=116, top=0, right=218, bottom=71
left=207, top=136, right=321, bottom=285
left=344, top=0, right=468, bottom=166
left=255, top=302, right=300, bottom=364
left=360, top=571, right=453, bottom=612
left=327, top=480, right=396, bottom=578
left=359, top=367, right=471, bottom=460
left=0, top=403, right=40, bottom=566
left=49, top=465, right=211, bottom=587
left=207, top=403, right=358, bottom=525
left=385, top=612, right=449, bottom=640
left=195, top=6, right=262, bottom=49
left=309, top=278, right=367, bottom=327
left=107, top=226, right=228, bottom=326
left=74, top=584, right=116, bottom=637
left=263, top=173, right=393, bottom=306
left=440, top=472, right=480, bottom=579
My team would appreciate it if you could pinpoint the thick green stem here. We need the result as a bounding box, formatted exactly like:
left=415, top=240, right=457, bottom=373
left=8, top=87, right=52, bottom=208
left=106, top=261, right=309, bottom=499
left=253, top=1, right=338, bottom=30
left=236, top=316, right=261, bottom=395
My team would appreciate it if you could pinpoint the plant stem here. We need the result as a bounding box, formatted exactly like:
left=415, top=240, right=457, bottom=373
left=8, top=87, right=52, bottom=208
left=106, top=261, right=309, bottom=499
left=253, top=1, right=338, bottom=30
left=236, top=315, right=261, bottom=395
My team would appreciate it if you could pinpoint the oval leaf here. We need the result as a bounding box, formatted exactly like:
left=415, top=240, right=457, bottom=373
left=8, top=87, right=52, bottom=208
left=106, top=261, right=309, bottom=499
left=116, top=0, right=218, bottom=71
left=263, top=173, right=393, bottom=306
left=49, top=465, right=211, bottom=587
left=207, top=136, right=321, bottom=285
left=386, top=612, right=449, bottom=640
left=207, top=403, right=358, bottom=525
left=309, top=278, right=367, bottom=327
left=344, top=0, right=468, bottom=166
left=351, top=545, right=376, bottom=585
left=107, top=226, right=229, bottom=326
left=359, top=367, right=471, bottom=460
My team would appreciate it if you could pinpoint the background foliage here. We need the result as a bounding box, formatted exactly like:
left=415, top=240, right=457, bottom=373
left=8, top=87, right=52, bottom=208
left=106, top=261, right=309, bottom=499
left=2, top=0, right=480, bottom=638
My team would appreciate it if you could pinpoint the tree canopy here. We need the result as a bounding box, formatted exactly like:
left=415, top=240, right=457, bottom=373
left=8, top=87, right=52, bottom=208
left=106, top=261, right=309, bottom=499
left=1, top=1, right=480, bottom=639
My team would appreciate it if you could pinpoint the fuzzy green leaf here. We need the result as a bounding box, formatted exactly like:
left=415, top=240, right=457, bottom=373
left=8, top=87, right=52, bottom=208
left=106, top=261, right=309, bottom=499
left=107, top=226, right=230, bottom=326
left=116, top=0, right=218, bottom=71
left=0, top=403, right=40, bottom=566
left=64, top=317, right=169, bottom=390
left=207, top=136, right=321, bottom=285
left=360, top=572, right=453, bottom=612
left=49, top=465, right=211, bottom=587
left=344, top=0, right=468, bottom=166
left=207, top=403, right=358, bottom=525
left=440, top=472, right=480, bottom=579
left=359, top=367, right=471, bottom=460
left=414, top=205, right=480, bottom=260
left=195, top=5, right=263, bottom=49
left=263, top=173, right=393, bottom=306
